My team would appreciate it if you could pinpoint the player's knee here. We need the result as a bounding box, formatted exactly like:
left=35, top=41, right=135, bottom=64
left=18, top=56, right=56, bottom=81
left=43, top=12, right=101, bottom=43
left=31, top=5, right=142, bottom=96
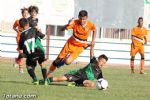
left=141, top=57, right=144, bottom=60
left=65, top=60, right=72, bottom=65
left=53, top=58, right=65, bottom=68
left=65, top=57, right=73, bottom=65
left=131, top=56, right=135, bottom=61
left=140, top=54, right=144, bottom=60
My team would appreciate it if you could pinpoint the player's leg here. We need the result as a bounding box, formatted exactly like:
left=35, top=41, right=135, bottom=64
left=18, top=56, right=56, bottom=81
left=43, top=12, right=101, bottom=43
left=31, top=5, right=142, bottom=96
left=47, top=57, right=65, bottom=77
left=48, top=49, right=82, bottom=76
left=39, top=62, right=47, bottom=79
left=139, top=45, right=145, bottom=74
left=18, top=53, right=25, bottom=73
left=130, top=56, right=135, bottom=73
left=47, top=42, right=84, bottom=77
left=38, top=54, right=48, bottom=84
left=65, top=46, right=84, bottom=65
left=65, top=73, right=85, bottom=87
left=65, top=54, right=74, bottom=65
left=130, top=45, right=138, bottom=73
left=13, top=32, right=21, bottom=68
left=52, top=76, right=68, bottom=82
left=83, top=80, right=95, bottom=87
left=26, top=66, right=39, bottom=85
left=49, top=72, right=82, bottom=86
left=47, top=42, right=70, bottom=77
left=39, top=75, right=68, bottom=85
left=26, top=58, right=38, bottom=85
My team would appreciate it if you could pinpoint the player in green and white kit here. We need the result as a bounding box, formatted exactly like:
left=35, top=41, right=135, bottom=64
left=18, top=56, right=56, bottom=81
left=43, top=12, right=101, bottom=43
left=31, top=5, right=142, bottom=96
left=19, top=18, right=47, bottom=85
left=44, top=45, right=108, bottom=87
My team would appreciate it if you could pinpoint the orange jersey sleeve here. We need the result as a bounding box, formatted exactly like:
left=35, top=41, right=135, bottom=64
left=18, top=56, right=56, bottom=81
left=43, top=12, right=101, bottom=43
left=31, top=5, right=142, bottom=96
left=13, top=20, right=23, bottom=32
left=66, top=20, right=96, bottom=40
left=13, top=20, right=20, bottom=29
left=66, top=20, right=75, bottom=30
left=90, top=23, right=96, bottom=31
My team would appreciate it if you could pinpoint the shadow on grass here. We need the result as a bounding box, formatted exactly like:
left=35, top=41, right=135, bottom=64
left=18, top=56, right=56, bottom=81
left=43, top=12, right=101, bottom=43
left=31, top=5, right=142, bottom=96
left=0, top=80, right=83, bottom=88
left=0, top=80, right=31, bottom=85
left=49, top=83, right=68, bottom=87
left=48, top=83, right=83, bottom=88
left=0, top=80, right=69, bottom=87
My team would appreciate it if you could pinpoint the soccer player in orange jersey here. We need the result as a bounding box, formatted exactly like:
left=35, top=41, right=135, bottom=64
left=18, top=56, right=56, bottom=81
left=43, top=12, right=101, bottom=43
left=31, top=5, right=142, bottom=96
left=13, top=8, right=29, bottom=73
left=130, top=17, right=147, bottom=74
left=47, top=10, right=96, bottom=77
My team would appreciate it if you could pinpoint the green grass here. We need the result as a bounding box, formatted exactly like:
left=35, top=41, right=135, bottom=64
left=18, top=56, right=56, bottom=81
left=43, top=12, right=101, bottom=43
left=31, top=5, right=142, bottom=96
left=0, top=59, right=150, bottom=100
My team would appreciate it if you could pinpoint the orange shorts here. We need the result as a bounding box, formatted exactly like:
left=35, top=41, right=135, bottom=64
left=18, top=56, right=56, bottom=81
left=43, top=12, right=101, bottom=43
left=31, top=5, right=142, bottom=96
left=130, top=44, right=144, bottom=56
left=58, top=36, right=87, bottom=60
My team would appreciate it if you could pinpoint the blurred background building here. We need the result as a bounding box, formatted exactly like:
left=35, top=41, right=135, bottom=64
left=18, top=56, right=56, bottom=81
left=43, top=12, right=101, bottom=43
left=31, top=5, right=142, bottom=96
left=1, top=0, right=150, bottom=65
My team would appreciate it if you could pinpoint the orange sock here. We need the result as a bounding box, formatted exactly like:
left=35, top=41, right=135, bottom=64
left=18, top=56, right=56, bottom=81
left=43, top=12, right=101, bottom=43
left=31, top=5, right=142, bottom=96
left=49, top=65, right=56, bottom=72
left=15, top=58, right=19, bottom=64
left=18, top=58, right=24, bottom=66
left=140, top=60, right=144, bottom=73
left=130, top=60, right=134, bottom=70
left=130, top=60, right=135, bottom=73
left=47, top=65, right=56, bottom=77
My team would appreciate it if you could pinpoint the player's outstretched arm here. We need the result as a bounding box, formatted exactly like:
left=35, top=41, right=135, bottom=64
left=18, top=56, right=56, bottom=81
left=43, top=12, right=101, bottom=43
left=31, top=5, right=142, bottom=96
left=144, top=36, right=147, bottom=45
left=91, top=30, right=96, bottom=46
left=90, top=44, right=94, bottom=59
left=60, top=24, right=68, bottom=31
left=60, top=18, right=75, bottom=31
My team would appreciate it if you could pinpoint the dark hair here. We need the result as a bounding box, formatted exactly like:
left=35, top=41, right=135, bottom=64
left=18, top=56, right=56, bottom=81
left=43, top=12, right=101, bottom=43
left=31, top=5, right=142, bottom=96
left=78, top=10, right=88, bottom=17
left=138, top=17, right=143, bottom=21
left=28, top=5, right=39, bottom=14
left=19, top=18, right=29, bottom=28
left=21, top=7, right=28, bottom=15
left=98, top=54, right=108, bottom=61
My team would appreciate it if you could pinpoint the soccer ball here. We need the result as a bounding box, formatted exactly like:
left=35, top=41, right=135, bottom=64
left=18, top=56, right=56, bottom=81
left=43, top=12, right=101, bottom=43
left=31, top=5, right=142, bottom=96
left=96, top=78, right=108, bottom=90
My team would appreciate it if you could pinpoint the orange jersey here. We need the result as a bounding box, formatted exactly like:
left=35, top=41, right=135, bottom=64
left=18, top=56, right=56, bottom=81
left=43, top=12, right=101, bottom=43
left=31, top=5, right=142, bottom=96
left=66, top=20, right=96, bottom=40
left=58, top=20, right=96, bottom=60
left=131, top=26, right=147, bottom=46
left=13, top=20, right=23, bottom=50
left=13, top=20, right=24, bottom=43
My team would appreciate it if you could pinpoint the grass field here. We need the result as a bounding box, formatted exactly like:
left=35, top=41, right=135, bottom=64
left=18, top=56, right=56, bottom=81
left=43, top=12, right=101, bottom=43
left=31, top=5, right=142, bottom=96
left=0, top=58, right=150, bottom=100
